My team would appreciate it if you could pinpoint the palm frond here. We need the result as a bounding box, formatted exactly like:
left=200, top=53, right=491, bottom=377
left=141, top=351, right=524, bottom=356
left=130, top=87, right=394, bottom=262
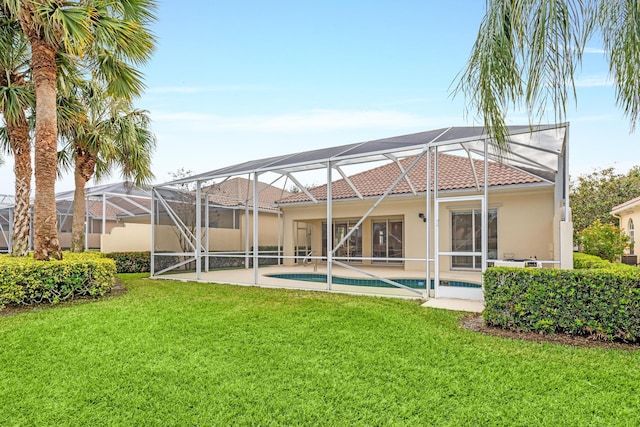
left=91, top=51, right=146, bottom=99
left=598, top=0, right=640, bottom=131
left=35, top=2, right=94, bottom=55
left=0, top=124, right=11, bottom=155
left=56, top=143, right=74, bottom=178
left=453, top=0, right=590, bottom=148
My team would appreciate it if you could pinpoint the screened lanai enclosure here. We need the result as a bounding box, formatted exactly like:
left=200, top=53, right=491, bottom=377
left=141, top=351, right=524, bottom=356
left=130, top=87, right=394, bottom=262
left=0, top=194, right=15, bottom=253
left=0, top=183, right=154, bottom=253
left=0, top=179, right=283, bottom=254
left=152, top=124, right=572, bottom=301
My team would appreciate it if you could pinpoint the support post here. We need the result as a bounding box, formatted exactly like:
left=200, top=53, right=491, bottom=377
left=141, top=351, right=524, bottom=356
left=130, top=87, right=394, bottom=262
left=102, top=193, right=106, bottom=239
left=426, top=147, right=431, bottom=298
left=8, top=208, right=13, bottom=254
left=205, top=194, right=210, bottom=273
left=434, top=147, right=439, bottom=298
left=253, top=173, right=259, bottom=285
left=482, top=140, right=489, bottom=285
left=85, top=197, right=89, bottom=250
left=564, top=125, right=571, bottom=222
left=196, top=181, right=202, bottom=279
left=277, top=208, right=282, bottom=265
left=245, top=203, right=250, bottom=269
left=326, top=162, right=333, bottom=291
left=150, top=188, right=155, bottom=276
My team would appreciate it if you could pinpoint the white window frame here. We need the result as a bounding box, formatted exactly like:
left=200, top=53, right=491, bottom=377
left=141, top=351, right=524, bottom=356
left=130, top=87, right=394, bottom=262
left=629, top=218, right=635, bottom=255
left=450, top=208, right=497, bottom=271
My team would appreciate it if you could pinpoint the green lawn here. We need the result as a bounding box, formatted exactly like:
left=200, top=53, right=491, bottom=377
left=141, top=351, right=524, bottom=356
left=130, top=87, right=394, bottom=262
left=1, top=274, right=639, bottom=426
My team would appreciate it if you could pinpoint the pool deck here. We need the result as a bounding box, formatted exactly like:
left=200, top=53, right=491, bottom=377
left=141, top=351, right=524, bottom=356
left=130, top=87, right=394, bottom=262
left=155, top=264, right=485, bottom=310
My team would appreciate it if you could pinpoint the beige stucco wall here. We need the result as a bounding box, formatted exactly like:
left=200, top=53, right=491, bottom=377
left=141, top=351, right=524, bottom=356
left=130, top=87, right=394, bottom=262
left=0, top=233, right=8, bottom=251
left=281, top=186, right=558, bottom=273
left=59, top=232, right=101, bottom=250
left=102, top=223, right=158, bottom=253
left=239, top=212, right=281, bottom=249
left=613, top=206, right=640, bottom=256
left=99, top=211, right=282, bottom=253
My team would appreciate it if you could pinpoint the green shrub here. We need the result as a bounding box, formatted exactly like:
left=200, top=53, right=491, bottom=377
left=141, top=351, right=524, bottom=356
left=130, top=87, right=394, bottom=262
left=106, top=247, right=283, bottom=274
left=573, top=252, right=635, bottom=271
left=484, top=267, right=640, bottom=341
left=106, top=251, right=152, bottom=273
left=578, top=219, right=631, bottom=262
left=0, top=252, right=116, bottom=309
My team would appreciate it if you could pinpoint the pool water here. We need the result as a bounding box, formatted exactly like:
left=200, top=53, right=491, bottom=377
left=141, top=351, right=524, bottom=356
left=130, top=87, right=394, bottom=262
left=266, top=273, right=481, bottom=289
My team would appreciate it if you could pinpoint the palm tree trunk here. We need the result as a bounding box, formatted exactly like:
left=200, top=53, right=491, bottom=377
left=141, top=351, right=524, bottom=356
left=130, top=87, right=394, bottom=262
left=30, top=37, right=62, bottom=260
left=70, top=149, right=96, bottom=252
left=5, top=111, right=31, bottom=256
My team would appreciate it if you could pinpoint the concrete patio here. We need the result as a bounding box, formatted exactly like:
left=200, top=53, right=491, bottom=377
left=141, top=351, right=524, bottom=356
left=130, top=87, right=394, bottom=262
left=154, top=263, right=484, bottom=311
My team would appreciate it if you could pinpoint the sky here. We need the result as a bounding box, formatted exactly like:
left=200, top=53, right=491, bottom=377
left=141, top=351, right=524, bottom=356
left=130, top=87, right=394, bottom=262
left=1, top=0, right=638, bottom=194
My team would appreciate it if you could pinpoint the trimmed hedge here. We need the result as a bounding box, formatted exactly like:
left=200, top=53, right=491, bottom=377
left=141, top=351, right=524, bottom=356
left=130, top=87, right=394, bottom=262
left=106, top=252, right=152, bottom=273
left=484, top=267, right=640, bottom=341
left=573, top=252, right=635, bottom=271
left=0, top=252, right=116, bottom=309
left=106, top=248, right=283, bottom=274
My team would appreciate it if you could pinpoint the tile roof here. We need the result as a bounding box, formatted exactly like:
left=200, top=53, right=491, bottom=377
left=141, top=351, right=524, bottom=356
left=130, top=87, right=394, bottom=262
left=279, top=153, right=545, bottom=204
left=203, top=177, right=293, bottom=211
left=611, top=196, right=640, bottom=214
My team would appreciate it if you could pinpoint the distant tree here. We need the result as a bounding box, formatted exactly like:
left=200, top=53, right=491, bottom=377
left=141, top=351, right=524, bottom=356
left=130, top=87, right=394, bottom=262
left=456, top=1, right=640, bottom=149
left=570, top=167, right=640, bottom=238
left=579, top=219, right=631, bottom=262
left=167, top=168, right=198, bottom=254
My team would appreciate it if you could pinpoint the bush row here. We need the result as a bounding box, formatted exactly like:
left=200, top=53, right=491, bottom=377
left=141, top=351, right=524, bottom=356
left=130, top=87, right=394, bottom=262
left=483, top=267, right=640, bottom=342
left=106, top=248, right=283, bottom=274
left=573, top=252, right=635, bottom=271
left=0, top=252, right=116, bottom=309
left=105, top=251, right=153, bottom=273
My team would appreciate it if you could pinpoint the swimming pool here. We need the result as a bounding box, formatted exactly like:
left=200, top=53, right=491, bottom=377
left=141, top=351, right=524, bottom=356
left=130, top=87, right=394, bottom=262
left=266, top=273, right=481, bottom=289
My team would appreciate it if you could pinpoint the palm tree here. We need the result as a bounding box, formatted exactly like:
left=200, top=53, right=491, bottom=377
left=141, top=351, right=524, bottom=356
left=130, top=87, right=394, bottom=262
left=59, top=79, right=155, bottom=252
left=5, top=0, right=156, bottom=260
left=454, top=0, right=639, bottom=148
left=0, top=9, right=34, bottom=256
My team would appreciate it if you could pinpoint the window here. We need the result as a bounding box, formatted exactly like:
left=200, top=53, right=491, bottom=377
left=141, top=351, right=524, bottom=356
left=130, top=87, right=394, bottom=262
left=372, top=218, right=403, bottom=264
left=629, top=219, right=635, bottom=255
left=322, top=220, right=363, bottom=261
left=208, top=208, right=240, bottom=229
left=294, top=221, right=312, bottom=262
left=451, top=209, right=497, bottom=270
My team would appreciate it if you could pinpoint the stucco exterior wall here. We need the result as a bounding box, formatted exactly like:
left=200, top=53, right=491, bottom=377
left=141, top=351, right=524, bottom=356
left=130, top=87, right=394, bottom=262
left=59, top=232, right=101, bottom=250
left=281, top=186, right=557, bottom=273
left=613, top=207, right=640, bottom=256
left=239, top=212, right=281, bottom=249
left=100, top=211, right=282, bottom=253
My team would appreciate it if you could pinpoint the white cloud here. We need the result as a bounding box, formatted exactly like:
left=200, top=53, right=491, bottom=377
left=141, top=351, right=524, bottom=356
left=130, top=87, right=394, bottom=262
left=146, top=84, right=272, bottom=94
left=584, top=47, right=607, bottom=54
left=151, top=109, right=462, bottom=133
left=575, top=75, right=613, bottom=87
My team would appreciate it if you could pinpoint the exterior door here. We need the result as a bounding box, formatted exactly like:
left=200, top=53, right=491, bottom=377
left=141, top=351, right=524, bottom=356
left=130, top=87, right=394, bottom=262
left=372, top=219, right=403, bottom=263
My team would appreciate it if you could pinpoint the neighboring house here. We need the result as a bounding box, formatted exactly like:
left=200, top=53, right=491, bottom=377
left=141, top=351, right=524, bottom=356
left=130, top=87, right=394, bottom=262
left=102, top=178, right=291, bottom=254
left=611, top=197, right=639, bottom=259
left=0, top=195, right=15, bottom=253
left=0, top=179, right=291, bottom=254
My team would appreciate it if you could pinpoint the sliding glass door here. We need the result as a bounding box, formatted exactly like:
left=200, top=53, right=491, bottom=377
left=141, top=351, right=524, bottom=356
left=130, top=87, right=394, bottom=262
left=322, top=220, right=362, bottom=261
left=451, top=209, right=497, bottom=269
left=372, top=219, right=403, bottom=264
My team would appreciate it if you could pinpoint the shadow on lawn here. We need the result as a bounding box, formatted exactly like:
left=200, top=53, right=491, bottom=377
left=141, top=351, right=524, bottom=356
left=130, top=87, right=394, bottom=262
left=461, top=314, right=640, bottom=350
left=0, top=278, right=127, bottom=317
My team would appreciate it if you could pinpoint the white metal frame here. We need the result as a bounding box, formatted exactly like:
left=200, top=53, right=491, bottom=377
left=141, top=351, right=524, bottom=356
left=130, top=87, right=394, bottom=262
left=150, top=124, right=570, bottom=301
